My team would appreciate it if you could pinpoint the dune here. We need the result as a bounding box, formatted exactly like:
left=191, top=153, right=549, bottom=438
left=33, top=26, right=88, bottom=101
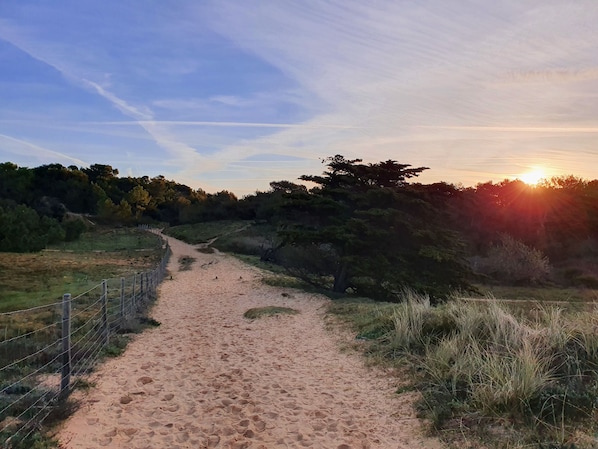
left=58, top=235, right=442, bottom=449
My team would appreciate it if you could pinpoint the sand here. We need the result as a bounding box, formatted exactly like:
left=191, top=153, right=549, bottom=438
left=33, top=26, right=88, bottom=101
left=58, top=235, right=443, bottom=449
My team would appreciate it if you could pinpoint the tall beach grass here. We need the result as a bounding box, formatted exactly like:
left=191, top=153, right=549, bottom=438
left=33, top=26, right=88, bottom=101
left=329, top=293, right=598, bottom=447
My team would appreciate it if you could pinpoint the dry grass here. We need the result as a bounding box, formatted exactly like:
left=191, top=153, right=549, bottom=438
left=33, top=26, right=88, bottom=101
left=328, top=293, right=598, bottom=448
left=0, top=228, right=163, bottom=312
left=243, top=306, right=299, bottom=319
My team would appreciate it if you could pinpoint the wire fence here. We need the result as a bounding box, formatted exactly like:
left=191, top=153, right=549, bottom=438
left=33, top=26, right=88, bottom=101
left=0, top=229, right=171, bottom=447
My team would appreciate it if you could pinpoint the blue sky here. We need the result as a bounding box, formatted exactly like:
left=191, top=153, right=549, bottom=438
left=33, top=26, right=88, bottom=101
left=1, top=1, right=597, bottom=195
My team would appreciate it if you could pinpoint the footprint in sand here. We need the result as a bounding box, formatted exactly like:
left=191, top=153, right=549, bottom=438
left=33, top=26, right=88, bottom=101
left=137, top=376, right=153, bottom=386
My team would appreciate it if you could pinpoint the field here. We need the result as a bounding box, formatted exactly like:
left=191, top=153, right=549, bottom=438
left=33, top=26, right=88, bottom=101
left=0, top=226, right=167, bottom=449
left=0, top=227, right=164, bottom=313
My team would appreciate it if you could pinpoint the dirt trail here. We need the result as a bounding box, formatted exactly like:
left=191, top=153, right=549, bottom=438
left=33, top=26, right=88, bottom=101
left=58, top=235, right=442, bottom=449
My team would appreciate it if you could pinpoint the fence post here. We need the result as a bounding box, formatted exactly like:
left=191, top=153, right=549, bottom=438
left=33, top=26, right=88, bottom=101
left=60, top=293, right=72, bottom=398
left=145, top=272, right=150, bottom=302
left=140, top=273, right=145, bottom=305
left=132, top=273, right=137, bottom=313
left=147, top=272, right=152, bottom=301
left=120, top=277, right=125, bottom=321
left=150, top=271, right=155, bottom=299
left=101, top=280, right=109, bottom=346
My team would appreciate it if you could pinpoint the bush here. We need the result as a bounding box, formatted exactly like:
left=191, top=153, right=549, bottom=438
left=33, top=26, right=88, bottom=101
left=0, top=204, right=65, bottom=252
left=475, top=235, right=551, bottom=284
left=62, top=217, right=87, bottom=241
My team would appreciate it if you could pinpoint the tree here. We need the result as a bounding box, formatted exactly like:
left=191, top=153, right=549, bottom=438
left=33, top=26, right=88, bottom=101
left=127, top=185, right=151, bottom=220
left=278, top=155, right=472, bottom=302
left=0, top=204, right=65, bottom=252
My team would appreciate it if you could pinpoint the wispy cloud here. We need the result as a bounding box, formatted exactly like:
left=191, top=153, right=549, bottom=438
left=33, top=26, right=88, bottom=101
left=501, top=67, right=598, bottom=84
left=0, top=133, right=87, bottom=166
left=82, top=80, right=152, bottom=121
left=418, top=126, right=598, bottom=133
left=1, top=1, right=598, bottom=194
left=90, top=120, right=359, bottom=129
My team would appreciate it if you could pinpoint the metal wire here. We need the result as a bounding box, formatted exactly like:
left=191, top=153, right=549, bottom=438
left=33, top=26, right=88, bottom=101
left=0, top=301, right=62, bottom=317
left=0, top=233, right=170, bottom=446
left=0, top=321, right=60, bottom=345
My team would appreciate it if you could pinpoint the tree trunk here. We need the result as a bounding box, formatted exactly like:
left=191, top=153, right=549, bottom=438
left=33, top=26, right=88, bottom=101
left=332, top=261, right=349, bottom=293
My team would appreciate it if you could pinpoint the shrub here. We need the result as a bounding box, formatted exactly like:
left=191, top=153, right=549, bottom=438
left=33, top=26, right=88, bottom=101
left=475, top=235, right=551, bottom=284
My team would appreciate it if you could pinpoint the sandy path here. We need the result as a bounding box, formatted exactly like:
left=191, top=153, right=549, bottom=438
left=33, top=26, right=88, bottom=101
left=58, top=235, right=442, bottom=449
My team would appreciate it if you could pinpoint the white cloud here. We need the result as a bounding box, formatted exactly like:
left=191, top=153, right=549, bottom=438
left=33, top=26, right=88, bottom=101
left=0, top=133, right=88, bottom=166
left=1, top=1, right=598, bottom=194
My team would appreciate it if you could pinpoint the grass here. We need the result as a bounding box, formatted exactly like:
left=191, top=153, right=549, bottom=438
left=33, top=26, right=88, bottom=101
left=0, top=227, right=164, bottom=313
left=163, top=220, right=251, bottom=244
left=327, top=292, right=598, bottom=448
left=0, top=226, right=166, bottom=448
left=471, top=284, right=598, bottom=304
left=243, top=306, right=299, bottom=319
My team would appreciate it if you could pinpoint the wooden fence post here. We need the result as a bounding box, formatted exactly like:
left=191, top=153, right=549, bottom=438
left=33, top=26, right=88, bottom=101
left=120, top=277, right=125, bottom=321
left=101, top=280, right=109, bottom=346
left=132, top=273, right=137, bottom=313
left=60, top=293, right=72, bottom=398
left=140, top=274, right=145, bottom=305
left=145, top=272, right=150, bottom=302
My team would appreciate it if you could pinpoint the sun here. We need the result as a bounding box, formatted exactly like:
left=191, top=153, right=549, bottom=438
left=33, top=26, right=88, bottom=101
left=519, top=168, right=546, bottom=186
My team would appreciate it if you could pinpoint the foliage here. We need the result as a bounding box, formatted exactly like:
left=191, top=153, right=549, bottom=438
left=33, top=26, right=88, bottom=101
left=276, top=155, right=472, bottom=302
left=0, top=204, right=65, bottom=252
left=474, top=234, right=552, bottom=284
left=2, top=160, right=598, bottom=294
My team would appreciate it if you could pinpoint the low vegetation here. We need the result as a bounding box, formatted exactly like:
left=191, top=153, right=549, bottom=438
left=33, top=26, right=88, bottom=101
left=0, top=226, right=166, bottom=448
left=164, top=220, right=249, bottom=244
left=0, top=227, right=163, bottom=312
left=178, top=255, right=196, bottom=271
left=243, top=306, right=299, bottom=319
left=329, top=293, right=598, bottom=448
left=4, top=159, right=598, bottom=447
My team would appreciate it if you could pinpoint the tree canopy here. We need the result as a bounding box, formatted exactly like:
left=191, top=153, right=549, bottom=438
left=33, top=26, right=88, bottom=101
left=276, top=156, right=471, bottom=301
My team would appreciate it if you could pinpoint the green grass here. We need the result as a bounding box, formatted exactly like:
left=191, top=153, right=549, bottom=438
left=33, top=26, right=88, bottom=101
left=163, top=220, right=251, bottom=244
left=49, top=227, right=162, bottom=252
left=232, top=254, right=287, bottom=275
left=0, top=226, right=166, bottom=449
left=243, top=306, right=299, bottom=319
left=211, top=222, right=277, bottom=255
left=327, top=292, right=598, bottom=448
left=0, top=227, right=164, bottom=313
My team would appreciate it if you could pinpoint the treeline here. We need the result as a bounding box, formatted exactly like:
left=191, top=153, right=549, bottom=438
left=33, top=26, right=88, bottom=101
left=0, top=162, right=238, bottom=251
left=1, top=159, right=597, bottom=298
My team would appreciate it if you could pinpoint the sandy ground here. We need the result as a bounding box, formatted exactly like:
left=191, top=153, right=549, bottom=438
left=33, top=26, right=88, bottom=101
left=58, top=235, right=443, bottom=449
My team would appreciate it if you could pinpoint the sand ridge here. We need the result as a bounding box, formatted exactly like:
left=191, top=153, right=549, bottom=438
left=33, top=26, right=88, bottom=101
left=58, top=235, right=443, bottom=449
